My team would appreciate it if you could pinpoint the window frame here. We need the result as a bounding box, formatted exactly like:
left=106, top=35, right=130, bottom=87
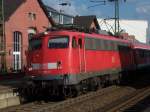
left=48, top=36, right=69, bottom=49
left=29, top=38, right=42, bottom=51
left=13, top=31, right=22, bottom=52
left=72, top=36, right=77, bottom=48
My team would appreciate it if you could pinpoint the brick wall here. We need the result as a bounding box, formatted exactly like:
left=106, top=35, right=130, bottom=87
left=3, top=0, right=51, bottom=72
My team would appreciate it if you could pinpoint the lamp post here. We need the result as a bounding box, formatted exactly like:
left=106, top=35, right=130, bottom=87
left=115, top=0, right=119, bottom=35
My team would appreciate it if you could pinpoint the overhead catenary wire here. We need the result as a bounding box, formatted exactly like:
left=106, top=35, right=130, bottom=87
left=88, top=0, right=127, bottom=36
left=100, top=19, right=148, bottom=41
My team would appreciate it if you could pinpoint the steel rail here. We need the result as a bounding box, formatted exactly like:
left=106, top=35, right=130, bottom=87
left=100, top=86, right=150, bottom=112
left=1, top=86, right=120, bottom=112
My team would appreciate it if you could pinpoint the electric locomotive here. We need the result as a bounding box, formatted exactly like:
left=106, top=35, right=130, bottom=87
left=22, top=26, right=150, bottom=98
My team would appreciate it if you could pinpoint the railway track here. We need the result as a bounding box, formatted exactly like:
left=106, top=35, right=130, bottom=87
left=1, top=85, right=149, bottom=112
left=102, top=86, right=150, bottom=112
left=0, top=86, right=123, bottom=112
left=54, top=86, right=136, bottom=112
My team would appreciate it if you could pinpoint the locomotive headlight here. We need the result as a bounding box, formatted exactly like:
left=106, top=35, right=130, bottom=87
left=28, top=67, right=33, bottom=71
left=44, top=31, right=48, bottom=35
left=28, top=64, right=33, bottom=71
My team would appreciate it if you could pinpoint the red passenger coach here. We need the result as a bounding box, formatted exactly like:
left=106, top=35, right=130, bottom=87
left=23, top=26, right=150, bottom=98
left=132, top=43, right=150, bottom=69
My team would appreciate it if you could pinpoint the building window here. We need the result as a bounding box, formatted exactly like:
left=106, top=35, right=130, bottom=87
left=13, top=32, right=22, bottom=52
left=63, top=16, right=73, bottom=24
left=13, top=31, right=22, bottom=71
left=28, top=12, right=36, bottom=20
left=51, top=12, right=59, bottom=23
left=59, top=15, right=63, bottom=24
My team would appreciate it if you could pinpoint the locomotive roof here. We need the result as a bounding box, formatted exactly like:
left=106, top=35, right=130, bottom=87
left=44, top=30, right=131, bottom=44
left=34, top=30, right=150, bottom=50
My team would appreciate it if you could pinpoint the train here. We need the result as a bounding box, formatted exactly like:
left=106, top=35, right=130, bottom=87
left=21, top=26, right=150, bottom=99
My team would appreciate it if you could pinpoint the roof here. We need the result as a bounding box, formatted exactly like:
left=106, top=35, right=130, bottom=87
left=44, top=5, right=73, bottom=18
left=44, top=5, right=58, bottom=13
left=4, top=0, right=26, bottom=21
left=74, top=15, right=100, bottom=30
left=37, top=0, right=55, bottom=26
left=3, top=0, right=55, bottom=26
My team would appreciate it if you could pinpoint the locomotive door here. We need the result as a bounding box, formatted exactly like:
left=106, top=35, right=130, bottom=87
left=78, top=37, right=86, bottom=72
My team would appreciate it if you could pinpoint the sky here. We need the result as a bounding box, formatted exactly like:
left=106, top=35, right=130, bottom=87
left=42, top=0, right=150, bottom=25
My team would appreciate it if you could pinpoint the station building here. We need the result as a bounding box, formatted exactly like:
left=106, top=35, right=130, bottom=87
left=0, top=0, right=55, bottom=72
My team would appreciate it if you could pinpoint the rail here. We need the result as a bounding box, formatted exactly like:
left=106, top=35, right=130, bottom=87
left=99, top=86, right=150, bottom=112
left=1, top=86, right=121, bottom=112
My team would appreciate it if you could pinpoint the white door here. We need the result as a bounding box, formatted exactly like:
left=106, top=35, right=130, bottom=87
left=13, top=52, right=21, bottom=70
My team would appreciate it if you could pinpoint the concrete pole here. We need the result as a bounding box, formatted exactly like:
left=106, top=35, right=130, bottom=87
left=114, top=0, right=119, bottom=36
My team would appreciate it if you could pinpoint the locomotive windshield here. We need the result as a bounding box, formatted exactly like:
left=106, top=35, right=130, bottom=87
left=48, top=36, right=69, bottom=48
left=29, top=38, right=42, bottom=51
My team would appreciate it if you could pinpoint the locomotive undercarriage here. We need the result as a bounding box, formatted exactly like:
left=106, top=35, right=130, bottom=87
left=18, top=73, right=121, bottom=102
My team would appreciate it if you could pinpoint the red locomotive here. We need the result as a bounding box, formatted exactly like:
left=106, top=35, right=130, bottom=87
left=23, top=26, right=150, bottom=98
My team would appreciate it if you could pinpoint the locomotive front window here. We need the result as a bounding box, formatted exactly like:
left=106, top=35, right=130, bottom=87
left=29, top=39, right=42, bottom=51
left=48, top=37, right=69, bottom=48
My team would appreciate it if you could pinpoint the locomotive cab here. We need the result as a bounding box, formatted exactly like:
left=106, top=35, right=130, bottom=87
left=22, top=31, right=87, bottom=98
left=26, top=31, right=85, bottom=87
left=27, top=34, right=69, bottom=77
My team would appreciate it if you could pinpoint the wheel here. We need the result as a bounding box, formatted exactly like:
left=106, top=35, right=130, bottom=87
left=71, top=87, right=80, bottom=97
left=89, top=77, right=99, bottom=91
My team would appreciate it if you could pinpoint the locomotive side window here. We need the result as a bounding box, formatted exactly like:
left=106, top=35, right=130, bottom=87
left=110, top=41, right=115, bottom=50
left=107, top=40, right=111, bottom=50
left=100, top=39, right=105, bottom=50
left=29, top=39, right=42, bottom=51
left=96, top=39, right=100, bottom=50
left=85, top=37, right=120, bottom=51
left=72, top=37, right=77, bottom=48
left=85, top=37, right=101, bottom=50
left=85, top=38, right=92, bottom=49
left=103, top=40, right=107, bottom=50
left=93, top=39, right=97, bottom=50
left=113, top=42, right=118, bottom=51
left=48, top=36, right=69, bottom=48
